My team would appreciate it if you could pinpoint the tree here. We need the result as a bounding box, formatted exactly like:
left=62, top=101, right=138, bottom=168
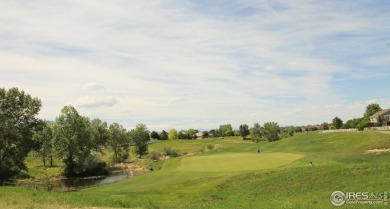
left=130, top=124, right=149, bottom=158
left=150, top=131, right=160, bottom=140
left=90, top=118, right=109, bottom=152
left=287, top=126, right=295, bottom=136
left=202, top=131, right=209, bottom=138
left=239, top=124, right=250, bottom=139
left=322, top=122, right=329, bottom=130
left=178, top=131, right=186, bottom=139
left=364, top=103, right=382, bottom=120
left=53, top=105, right=97, bottom=176
left=160, top=130, right=168, bottom=140
left=332, top=117, right=343, bottom=129
left=263, top=122, right=280, bottom=142
left=168, top=129, right=178, bottom=140
left=33, top=121, right=54, bottom=167
left=108, top=123, right=130, bottom=163
left=294, top=126, right=303, bottom=133
left=218, top=124, right=233, bottom=137
left=187, top=129, right=197, bottom=139
left=250, top=123, right=263, bottom=143
left=0, top=87, right=43, bottom=181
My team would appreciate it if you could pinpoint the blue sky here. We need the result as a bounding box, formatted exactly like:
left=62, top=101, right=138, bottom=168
left=1, top=0, right=389, bottom=131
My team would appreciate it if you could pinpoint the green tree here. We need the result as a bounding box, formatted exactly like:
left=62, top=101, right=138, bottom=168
left=168, top=129, right=178, bottom=140
left=178, top=131, right=186, bottom=139
left=294, top=126, right=303, bottom=133
left=364, top=103, right=382, bottom=120
left=160, top=130, right=168, bottom=140
left=202, top=131, right=209, bottom=138
left=90, top=118, right=109, bottom=152
left=150, top=131, right=160, bottom=140
left=218, top=124, right=233, bottom=137
left=187, top=129, right=197, bottom=139
left=130, top=124, right=150, bottom=158
left=263, top=122, right=280, bottom=142
left=322, top=122, right=329, bottom=130
left=239, top=124, right=250, bottom=139
left=108, top=123, right=130, bottom=163
left=332, top=117, right=343, bottom=129
left=0, top=87, right=43, bottom=181
left=287, top=126, right=295, bottom=136
left=250, top=123, right=263, bottom=143
left=53, top=105, right=97, bottom=176
left=33, top=121, right=54, bottom=167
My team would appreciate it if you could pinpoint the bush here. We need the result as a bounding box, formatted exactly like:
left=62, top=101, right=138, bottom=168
left=150, top=150, right=162, bottom=161
left=207, top=144, right=214, bottom=150
left=163, top=147, right=179, bottom=157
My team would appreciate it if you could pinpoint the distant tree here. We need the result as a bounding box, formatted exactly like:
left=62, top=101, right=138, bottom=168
left=202, top=131, right=209, bottom=138
left=332, top=117, right=343, bottom=129
left=250, top=123, right=263, bottom=143
left=364, top=103, right=382, bottom=120
left=168, top=129, right=178, bottom=140
left=187, top=129, right=197, bottom=139
left=53, top=105, right=98, bottom=176
left=263, top=122, right=280, bottom=142
left=150, top=131, right=160, bottom=140
left=160, top=130, right=168, bottom=140
left=322, top=122, right=329, bottom=130
left=234, top=130, right=241, bottom=137
left=108, top=123, right=130, bottom=163
left=294, top=126, right=303, bottom=133
left=33, top=121, right=54, bottom=167
left=219, top=124, right=233, bottom=137
left=130, top=124, right=149, bottom=158
left=209, top=130, right=216, bottom=137
left=0, top=87, right=43, bottom=181
left=90, top=118, right=109, bottom=152
left=239, top=124, right=250, bottom=139
left=177, top=131, right=185, bottom=139
left=287, top=126, right=295, bottom=136
left=342, top=118, right=361, bottom=129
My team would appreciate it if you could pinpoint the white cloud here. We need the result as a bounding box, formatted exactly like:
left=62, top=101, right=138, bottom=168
left=84, top=83, right=105, bottom=92
left=1, top=1, right=389, bottom=130
left=76, top=97, right=117, bottom=108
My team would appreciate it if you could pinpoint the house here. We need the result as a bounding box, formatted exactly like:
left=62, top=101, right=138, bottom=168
left=195, top=132, right=203, bottom=139
left=369, top=108, right=390, bottom=126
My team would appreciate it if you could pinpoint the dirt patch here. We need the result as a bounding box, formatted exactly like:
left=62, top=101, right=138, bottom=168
left=378, top=131, right=390, bottom=134
left=365, top=148, right=390, bottom=154
left=112, top=163, right=149, bottom=175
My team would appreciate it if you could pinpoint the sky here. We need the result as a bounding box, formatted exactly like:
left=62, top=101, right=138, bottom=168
left=1, top=0, right=390, bottom=131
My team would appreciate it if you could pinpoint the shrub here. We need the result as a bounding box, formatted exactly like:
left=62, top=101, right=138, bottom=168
left=150, top=150, right=162, bottom=161
left=163, top=147, right=179, bottom=157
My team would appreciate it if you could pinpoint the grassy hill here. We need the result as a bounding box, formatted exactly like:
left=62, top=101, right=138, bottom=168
left=0, top=131, right=389, bottom=208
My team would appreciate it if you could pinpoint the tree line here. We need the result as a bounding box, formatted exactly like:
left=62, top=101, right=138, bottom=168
left=320, top=103, right=383, bottom=131
left=1, top=87, right=384, bottom=181
left=0, top=87, right=149, bottom=181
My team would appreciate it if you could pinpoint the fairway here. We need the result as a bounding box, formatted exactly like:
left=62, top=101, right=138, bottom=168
left=178, top=153, right=304, bottom=171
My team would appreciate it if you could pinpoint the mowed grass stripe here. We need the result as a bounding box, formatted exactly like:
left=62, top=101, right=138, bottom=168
left=178, top=153, right=304, bottom=171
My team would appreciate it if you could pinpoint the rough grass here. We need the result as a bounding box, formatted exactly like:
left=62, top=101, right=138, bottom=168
left=1, top=132, right=389, bottom=208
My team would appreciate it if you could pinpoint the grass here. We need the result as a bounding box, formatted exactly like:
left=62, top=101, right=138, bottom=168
left=1, top=131, right=389, bottom=208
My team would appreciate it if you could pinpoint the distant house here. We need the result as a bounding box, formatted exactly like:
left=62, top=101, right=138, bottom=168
left=195, top=132, right=203, bottom=139
left=369, top=108, right=390, bottom=126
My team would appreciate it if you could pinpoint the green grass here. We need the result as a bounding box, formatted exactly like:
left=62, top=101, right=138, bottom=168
left=178, top=153, right=304, bottom=171
left=1, top=132, right=389, bottom=208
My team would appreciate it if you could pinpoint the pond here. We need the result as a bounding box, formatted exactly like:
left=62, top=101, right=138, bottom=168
left=19, top=169, right=145, bottom=191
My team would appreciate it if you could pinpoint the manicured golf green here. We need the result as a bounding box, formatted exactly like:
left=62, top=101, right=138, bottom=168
left=178, top=153, right=304, bottom=171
